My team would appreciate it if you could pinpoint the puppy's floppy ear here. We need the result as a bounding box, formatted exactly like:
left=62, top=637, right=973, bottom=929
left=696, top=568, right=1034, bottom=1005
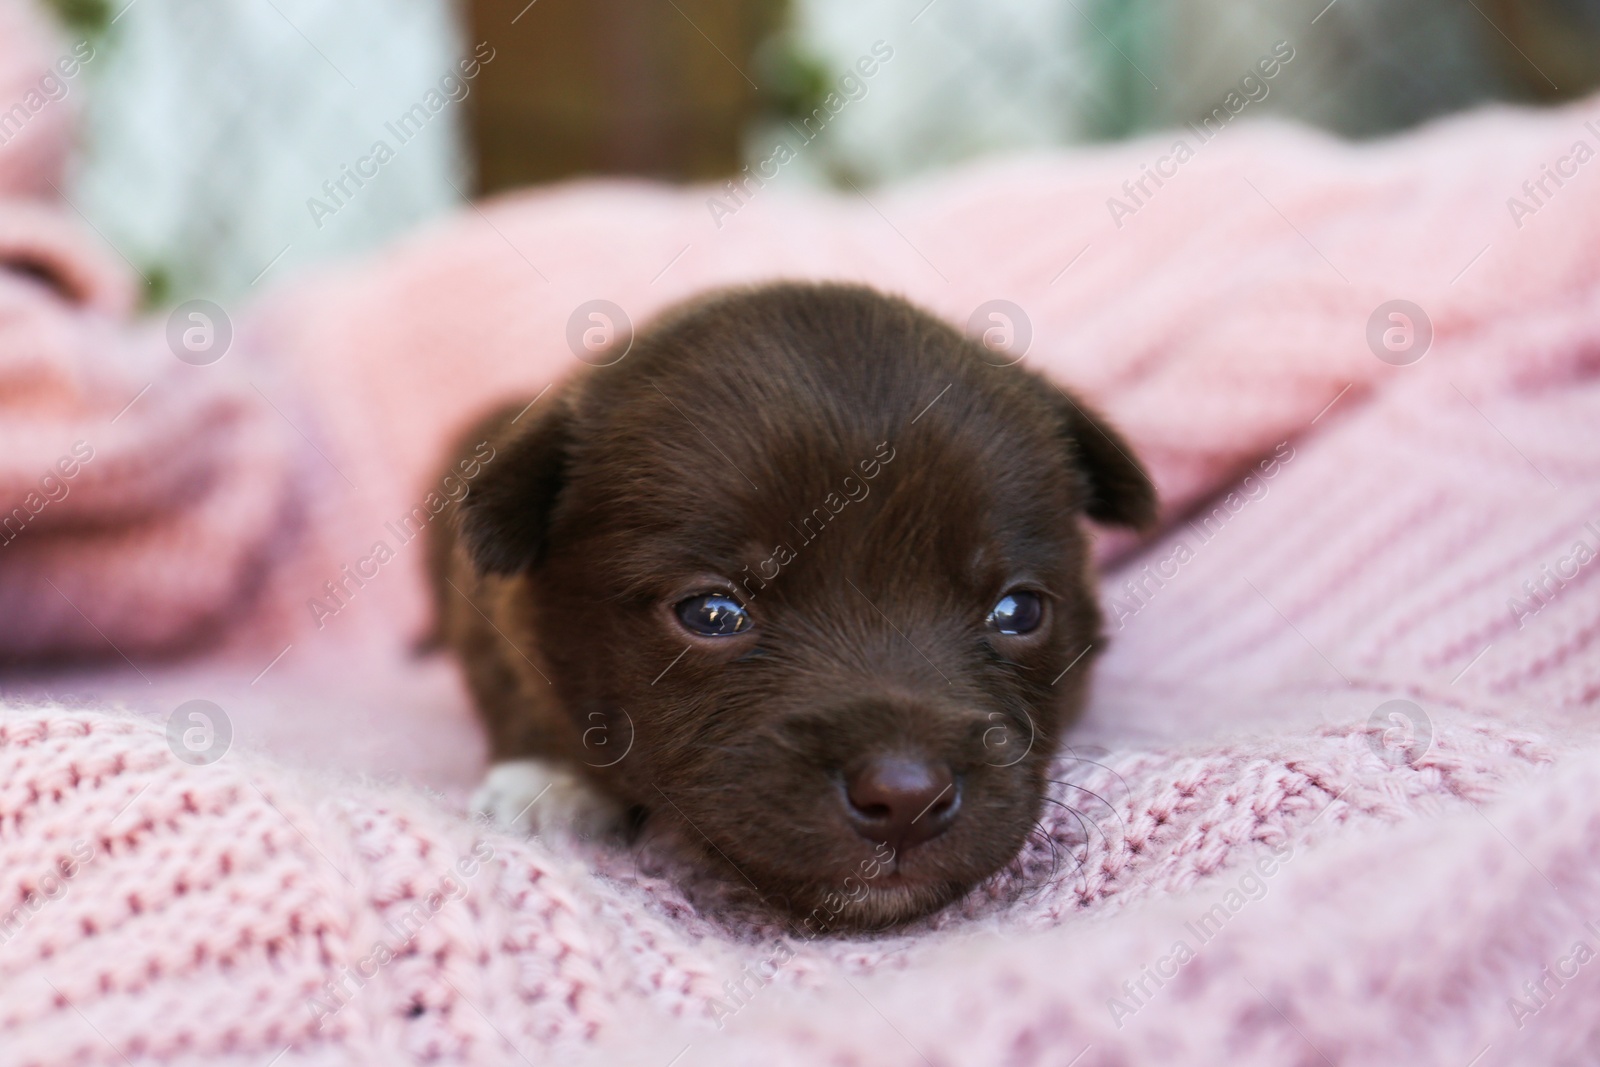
left=457, top=401, right=573, bottom=574
left=1038, top=380, right=1158, bottom=530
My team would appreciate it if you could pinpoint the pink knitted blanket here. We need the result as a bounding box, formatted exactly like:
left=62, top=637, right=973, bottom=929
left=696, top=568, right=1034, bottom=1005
left=6, top=4, right=1600, bottom=1062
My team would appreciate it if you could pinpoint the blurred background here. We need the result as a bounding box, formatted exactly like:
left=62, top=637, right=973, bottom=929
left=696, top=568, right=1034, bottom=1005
left=39, top=0, right=1600, bottom=307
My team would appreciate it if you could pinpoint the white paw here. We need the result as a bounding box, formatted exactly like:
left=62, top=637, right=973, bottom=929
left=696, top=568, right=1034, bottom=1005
left=472, top=759, right=623, bottom=841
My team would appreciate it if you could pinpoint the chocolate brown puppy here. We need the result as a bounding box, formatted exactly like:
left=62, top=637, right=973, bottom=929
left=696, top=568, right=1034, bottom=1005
left=429, top=282, right=1155, bottom=928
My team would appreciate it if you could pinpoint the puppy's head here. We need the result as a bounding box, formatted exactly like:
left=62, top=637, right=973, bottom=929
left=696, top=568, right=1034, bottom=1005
left=460, top=283, right=1155, bottom=928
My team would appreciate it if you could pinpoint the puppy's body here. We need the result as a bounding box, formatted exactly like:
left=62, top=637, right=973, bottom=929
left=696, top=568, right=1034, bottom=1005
left=431, top=283, right=1154, bottom=927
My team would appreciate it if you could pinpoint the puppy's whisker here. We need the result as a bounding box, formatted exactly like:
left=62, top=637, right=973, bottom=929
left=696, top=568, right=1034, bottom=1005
left=1043, top=780, right=1129, bottom=848
left=1039, top=794, right=1106, bottom=851
left=1047, top=780, right=1118, bottom=813
left=1033, top=822, right=1064, bottom=887
left=1009, top=826, right=1050, bottom=906
left=993, top=823, right=1049, bottom=907
left=1054, top=746, right=1137, bottom=804
left=1035, top=817, right=1090, bottom=899
left=1015, top=820, right=1086, bottom=905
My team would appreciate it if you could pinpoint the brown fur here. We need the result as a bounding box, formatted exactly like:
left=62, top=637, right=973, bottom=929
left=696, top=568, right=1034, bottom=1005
left=429, top=282, right=1155, bottom=927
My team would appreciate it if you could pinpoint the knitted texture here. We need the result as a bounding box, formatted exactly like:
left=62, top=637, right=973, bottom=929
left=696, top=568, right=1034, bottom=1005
left=0, top=0, right=304, bottom=661
left=0, top=226, right=304, bottom=658
left=0, top=708, right=1582, bottom=1066
left=0, top=0, right=71, bottom=199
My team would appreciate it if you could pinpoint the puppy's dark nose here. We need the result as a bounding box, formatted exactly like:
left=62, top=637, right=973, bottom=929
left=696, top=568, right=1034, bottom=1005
left=844, top=756, right=959, bottom=851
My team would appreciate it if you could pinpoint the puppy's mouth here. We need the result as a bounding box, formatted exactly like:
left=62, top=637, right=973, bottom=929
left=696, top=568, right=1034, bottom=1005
left=646, top=759, right=1048, bottom=930
left=766, top=834, right=986, bottom=933
left=796, top=869, right=968, bottom=933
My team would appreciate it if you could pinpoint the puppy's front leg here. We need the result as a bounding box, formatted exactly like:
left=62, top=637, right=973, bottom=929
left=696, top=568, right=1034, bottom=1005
left=473, top=758, right=624, bottom=840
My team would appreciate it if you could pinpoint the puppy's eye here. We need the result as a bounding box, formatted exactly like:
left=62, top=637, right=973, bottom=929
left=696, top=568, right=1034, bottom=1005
left=986, top=591, right=1043, bottom=635
left=675, top=594, right=751, bottom=637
